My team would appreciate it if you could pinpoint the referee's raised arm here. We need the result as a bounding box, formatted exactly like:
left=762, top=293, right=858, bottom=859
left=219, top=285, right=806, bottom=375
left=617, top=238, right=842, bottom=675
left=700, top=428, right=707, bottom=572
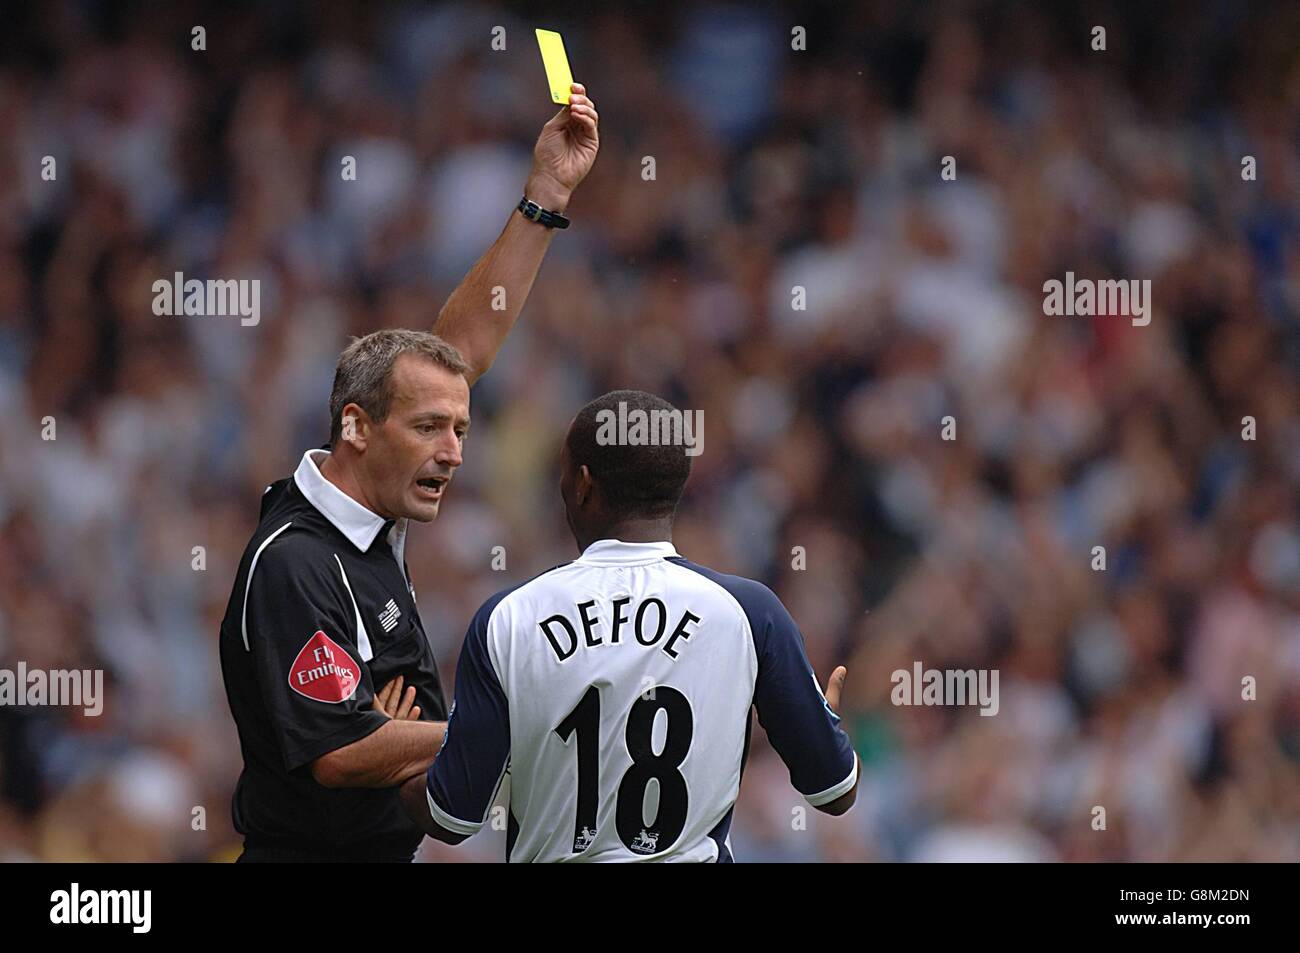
left=432, top=83, right=598, bottom=385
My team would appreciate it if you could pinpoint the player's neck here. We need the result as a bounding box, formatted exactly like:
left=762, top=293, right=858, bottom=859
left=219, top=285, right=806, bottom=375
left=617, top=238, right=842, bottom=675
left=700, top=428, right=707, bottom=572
left=578, top=519, right=673, bottom=551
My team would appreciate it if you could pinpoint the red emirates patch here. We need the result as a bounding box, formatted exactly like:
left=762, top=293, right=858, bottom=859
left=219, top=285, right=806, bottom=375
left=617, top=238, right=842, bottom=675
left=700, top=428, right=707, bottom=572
left=288, top=630, right=360, bottom=703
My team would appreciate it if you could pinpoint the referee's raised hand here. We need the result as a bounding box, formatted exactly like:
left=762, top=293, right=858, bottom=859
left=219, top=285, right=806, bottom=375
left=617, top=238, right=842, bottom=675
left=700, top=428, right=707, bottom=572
left=525, top=83, right=599, bottom=211
left=373, top=675, right=422, bottom=721
left=430, top=84, right=598, bottom=385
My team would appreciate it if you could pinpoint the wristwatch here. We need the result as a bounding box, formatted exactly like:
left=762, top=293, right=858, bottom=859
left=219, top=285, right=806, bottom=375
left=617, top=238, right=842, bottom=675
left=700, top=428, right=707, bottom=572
left=517, top=195, right=570, bottom=229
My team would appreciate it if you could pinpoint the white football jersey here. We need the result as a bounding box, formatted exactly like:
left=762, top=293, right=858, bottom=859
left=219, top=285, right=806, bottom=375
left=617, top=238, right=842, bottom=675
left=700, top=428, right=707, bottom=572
left=424, top=539, right=857, bottom=862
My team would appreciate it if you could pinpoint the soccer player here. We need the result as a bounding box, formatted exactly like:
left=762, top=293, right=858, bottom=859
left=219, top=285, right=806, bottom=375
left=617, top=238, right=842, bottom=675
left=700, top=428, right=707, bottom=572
left=218, top=86, right=598, bottom=863
left=400, top=390, right=860, bottom=861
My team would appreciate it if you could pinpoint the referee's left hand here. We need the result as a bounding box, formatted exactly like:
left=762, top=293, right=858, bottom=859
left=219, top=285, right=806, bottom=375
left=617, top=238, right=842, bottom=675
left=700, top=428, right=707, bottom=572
left=373, top=675, right=422, bottom=721
left=526, top=83, right=599, bottom=210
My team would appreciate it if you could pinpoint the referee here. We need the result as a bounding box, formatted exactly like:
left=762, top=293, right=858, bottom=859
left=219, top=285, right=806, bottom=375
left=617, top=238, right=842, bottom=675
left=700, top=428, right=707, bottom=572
left=218, top=85, right=599, bottom=863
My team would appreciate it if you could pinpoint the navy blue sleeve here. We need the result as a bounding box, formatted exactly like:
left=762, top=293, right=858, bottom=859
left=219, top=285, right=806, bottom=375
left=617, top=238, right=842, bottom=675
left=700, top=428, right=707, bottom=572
left=749, top=588, right=858, bottom=804
left=669, top=559, right=858, bottom=805
left=425, top=595, right=512, bottom=836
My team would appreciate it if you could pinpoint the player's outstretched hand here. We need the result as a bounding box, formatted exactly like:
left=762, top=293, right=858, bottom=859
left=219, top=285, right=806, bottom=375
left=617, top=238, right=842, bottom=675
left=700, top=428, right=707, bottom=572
left=526, top=83, right=599, bottom=209
left=373, top=675, right=422, bottom=721
left=823, top=665, right=848, bottom=712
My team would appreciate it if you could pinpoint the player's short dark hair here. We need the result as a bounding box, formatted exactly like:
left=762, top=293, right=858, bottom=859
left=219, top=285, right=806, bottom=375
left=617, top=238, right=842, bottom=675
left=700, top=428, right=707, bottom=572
left=329, top=329, right=470, bottom=446
left=566, top=390, right=693, bottom=520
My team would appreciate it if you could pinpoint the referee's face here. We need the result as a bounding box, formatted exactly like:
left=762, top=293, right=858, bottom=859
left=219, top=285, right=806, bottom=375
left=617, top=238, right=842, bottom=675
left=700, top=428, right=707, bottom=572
left=364, top=354, right=470, bottom=522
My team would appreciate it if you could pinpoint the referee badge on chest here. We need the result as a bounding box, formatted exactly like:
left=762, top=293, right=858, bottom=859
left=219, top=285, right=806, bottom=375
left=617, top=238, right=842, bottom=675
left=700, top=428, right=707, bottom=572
left=378, top=598, right=402, bottom=633
left=288, top=630, right=361, bottom=703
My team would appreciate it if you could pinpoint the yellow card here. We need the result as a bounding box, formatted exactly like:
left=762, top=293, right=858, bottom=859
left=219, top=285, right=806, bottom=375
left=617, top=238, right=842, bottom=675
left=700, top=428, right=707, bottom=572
left=535, top=29, right=574, bottom=105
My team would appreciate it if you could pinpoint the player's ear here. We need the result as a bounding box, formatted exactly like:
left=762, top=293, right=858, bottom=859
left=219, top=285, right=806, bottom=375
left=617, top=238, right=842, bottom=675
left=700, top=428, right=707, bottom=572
left=576, top=464, right=594, bottom=506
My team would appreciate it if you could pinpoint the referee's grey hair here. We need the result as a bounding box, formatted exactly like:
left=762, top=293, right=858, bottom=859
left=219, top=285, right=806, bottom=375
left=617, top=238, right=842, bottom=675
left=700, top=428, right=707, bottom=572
left=329, top=329, right=470, bottom=446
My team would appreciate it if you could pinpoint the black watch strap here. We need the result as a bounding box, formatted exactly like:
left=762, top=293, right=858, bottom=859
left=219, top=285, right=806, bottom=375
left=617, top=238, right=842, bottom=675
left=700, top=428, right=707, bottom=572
left=517, top=195, right=570, bottom=229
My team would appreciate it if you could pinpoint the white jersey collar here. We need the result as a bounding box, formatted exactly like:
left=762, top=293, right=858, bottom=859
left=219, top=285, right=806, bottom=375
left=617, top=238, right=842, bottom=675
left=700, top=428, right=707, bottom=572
left=578, top=538, right=679, bottom=564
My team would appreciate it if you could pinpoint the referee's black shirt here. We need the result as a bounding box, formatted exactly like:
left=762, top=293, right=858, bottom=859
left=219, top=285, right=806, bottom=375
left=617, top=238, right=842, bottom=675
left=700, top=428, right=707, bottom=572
left=219, top=449, right=447, bottom=862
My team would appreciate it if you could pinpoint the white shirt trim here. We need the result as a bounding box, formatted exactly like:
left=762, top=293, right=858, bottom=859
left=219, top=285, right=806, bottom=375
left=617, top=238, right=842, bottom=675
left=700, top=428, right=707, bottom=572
left=333, top=554, right=374, bottom=662
left=241, top=522, right=294, bottom=651
left=426, top=788, right=483, bottom=836
left=805, top=755, right=860, bottom=807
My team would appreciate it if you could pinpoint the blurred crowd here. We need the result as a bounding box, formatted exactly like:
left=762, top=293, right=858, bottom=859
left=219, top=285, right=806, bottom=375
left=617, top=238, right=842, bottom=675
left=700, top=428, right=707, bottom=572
left=0, top=1, right=1297, bottom=862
